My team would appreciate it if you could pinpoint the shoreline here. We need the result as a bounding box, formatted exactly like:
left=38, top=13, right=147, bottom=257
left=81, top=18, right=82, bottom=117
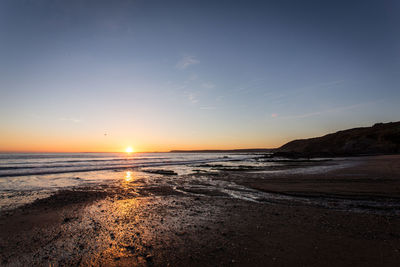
left=1, top=155, right=400, bottom=266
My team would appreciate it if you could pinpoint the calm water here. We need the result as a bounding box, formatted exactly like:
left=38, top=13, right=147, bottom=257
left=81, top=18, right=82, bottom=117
left=0, top=152, right=251, bottom=177
left=0, top=152, right=254, bottom=210
left=1, top=153, right=399, bottom=215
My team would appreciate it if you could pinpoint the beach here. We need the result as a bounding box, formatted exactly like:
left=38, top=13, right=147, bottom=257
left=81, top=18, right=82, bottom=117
left=1, top=154, right=400, bottom=266
left=2, top=0, right=399, bottom=266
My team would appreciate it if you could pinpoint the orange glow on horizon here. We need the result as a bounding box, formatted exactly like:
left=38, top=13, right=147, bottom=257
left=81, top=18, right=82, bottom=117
left=0, top=130, right=288, bottom=153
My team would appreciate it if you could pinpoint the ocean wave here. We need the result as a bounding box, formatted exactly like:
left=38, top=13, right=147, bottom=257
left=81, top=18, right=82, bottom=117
left=0, top=154, right=250, bottom=178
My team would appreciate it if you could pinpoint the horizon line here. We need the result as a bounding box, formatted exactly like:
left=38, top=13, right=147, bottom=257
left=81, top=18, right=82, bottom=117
left=0, top=147, right=276, bottom=154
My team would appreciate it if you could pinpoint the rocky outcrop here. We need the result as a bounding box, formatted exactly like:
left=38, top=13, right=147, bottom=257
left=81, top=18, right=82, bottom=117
left=275, top=122, right=400, bottom=157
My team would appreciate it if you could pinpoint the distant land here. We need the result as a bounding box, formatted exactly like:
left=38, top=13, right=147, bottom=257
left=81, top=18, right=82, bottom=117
left=276, top=121, right=400, bottom=157
left=169, top=149, right=273, bottom=153
left=170, top=122, right=400, bottom=157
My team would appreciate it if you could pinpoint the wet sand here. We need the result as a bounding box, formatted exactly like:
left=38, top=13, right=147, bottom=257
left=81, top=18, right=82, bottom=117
left=1, top=155, right=400, bottom=266
left=223, top=155, right=400, bottom=199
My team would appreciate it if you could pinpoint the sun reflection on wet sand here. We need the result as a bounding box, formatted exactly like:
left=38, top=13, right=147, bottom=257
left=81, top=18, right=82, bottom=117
left=79, top=193, right=217, bottom=266
left=125, top=171, right=133, bottom=182
left=80, top=197, right=153, bottom=266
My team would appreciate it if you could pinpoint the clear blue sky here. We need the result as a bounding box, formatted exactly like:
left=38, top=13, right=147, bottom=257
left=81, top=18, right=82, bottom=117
left=0, top=0, right=399, bottom=152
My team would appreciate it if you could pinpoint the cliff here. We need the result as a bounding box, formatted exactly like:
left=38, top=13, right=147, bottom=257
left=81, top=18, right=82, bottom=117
left=276, top=121, right=400, bottom=157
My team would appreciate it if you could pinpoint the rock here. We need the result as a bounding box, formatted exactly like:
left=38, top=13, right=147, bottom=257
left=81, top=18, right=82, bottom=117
left=146, top=254, right=153, bottom=261
left=125, top=245, right=135, bottom=253
left=143, top=169, right=178, bottom=175
left=275, top=121, right=400, bottom=157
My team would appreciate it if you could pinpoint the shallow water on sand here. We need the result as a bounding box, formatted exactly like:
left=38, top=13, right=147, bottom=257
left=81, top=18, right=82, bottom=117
left=0, top=153, right=255, bottom=209
left=1, top=153, right=399, bottom=215
left=0, top=152, right=252, bottom=177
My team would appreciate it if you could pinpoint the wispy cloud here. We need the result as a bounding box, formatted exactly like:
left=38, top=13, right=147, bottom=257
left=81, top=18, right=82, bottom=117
left=59, top=117, right=82, bottom=123
left=271, top=113, right=278, bottom=118
left=188, top=73, right=198, bottom=81
left=202, top=82, right=216, bottom=89
left=200, top=106, right=216, bottom=110
left=263, top=80, right=347, bottom=106
left=187, top=93, right=198, bottom=104
left=278, top=102, right=373, bottom=120
left=288, top=80, right=346, bottom=96
left=176, top=56, right=199, bottom=70
left=236, top=78, right=268, bottom=93
left=28, top=113, right=41, bottom=119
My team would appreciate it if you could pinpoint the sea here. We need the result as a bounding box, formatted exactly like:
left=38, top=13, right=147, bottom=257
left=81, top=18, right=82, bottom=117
left=1, top=153, right=399, bottom=214
left=0, top=152, right=254, bottom=210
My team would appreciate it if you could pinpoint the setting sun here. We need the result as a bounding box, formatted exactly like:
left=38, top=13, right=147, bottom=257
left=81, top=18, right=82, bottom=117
left=125, top=146, right=134, bottom=153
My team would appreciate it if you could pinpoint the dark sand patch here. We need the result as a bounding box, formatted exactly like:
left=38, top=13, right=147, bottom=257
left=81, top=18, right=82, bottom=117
left=217, top=155, right=400, bottom=199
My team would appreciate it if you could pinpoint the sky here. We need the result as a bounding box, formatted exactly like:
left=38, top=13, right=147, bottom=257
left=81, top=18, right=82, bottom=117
left=0, top=0, right=399, bottom=152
